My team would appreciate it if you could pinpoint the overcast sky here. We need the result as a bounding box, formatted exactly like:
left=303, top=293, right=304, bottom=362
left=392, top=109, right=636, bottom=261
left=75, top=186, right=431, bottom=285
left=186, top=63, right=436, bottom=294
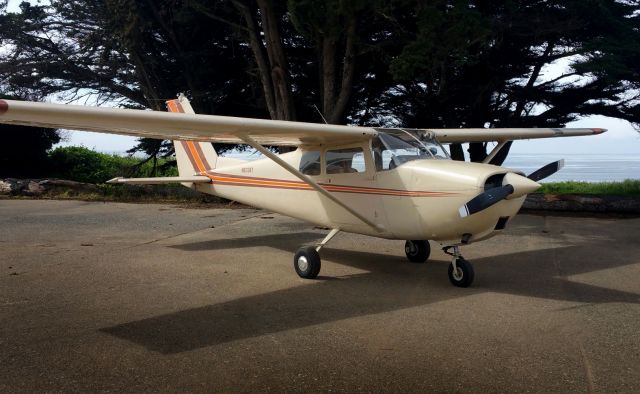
left=5, top=0, right=639, bottom=155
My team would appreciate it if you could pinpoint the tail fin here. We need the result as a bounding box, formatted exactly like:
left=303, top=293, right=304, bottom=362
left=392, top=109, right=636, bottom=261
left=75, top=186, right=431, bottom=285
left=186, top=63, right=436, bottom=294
left=166, top=94, right=218, bottom=175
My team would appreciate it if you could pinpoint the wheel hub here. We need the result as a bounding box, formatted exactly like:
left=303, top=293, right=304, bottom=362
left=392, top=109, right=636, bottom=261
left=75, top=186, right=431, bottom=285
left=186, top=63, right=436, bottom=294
left=452, top=266, right=463, bottom=281
left=297, top=256, right=309, bottom=272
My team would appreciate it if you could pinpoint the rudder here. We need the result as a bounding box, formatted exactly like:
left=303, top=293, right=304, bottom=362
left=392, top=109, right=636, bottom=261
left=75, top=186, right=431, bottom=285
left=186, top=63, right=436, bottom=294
left=166, top=94, right=218, bottom=176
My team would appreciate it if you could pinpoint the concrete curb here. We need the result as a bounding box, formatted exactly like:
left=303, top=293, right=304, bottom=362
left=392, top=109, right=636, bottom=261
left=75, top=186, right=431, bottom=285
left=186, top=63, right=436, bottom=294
left=524, top=193, right=640, bottom=214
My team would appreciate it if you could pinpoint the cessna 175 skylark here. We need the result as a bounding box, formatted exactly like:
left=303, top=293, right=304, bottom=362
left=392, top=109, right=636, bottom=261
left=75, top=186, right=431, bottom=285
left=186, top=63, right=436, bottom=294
left=0, top=95, right=606, bottom=287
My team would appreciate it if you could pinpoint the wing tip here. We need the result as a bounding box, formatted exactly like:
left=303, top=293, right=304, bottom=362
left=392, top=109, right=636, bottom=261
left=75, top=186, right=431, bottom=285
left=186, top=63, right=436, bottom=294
left=591, top=128, right=607, bottom=134
left=0, top=100, right=8, bottom=115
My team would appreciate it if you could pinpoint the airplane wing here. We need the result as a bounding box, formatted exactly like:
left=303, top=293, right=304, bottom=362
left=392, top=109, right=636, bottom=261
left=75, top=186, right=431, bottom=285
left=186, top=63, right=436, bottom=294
left=423, top=127, right=606, bottom=143
left=0, top=99, right=375, bottom=146
left=0, top=99, right=605, bottom=146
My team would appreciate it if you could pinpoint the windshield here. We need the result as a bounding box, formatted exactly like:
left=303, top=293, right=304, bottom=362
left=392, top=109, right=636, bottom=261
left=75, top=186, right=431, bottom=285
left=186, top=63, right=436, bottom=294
left=372, top=129, right=449, bottom=171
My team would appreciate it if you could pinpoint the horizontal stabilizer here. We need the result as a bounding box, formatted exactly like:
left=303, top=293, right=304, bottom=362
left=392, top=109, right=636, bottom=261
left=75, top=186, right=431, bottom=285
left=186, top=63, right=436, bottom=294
left=106, top=176, right=211, bottom=185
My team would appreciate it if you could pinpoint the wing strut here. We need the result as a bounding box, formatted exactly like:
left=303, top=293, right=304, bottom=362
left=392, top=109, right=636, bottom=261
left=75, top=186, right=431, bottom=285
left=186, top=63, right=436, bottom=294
left=482, top=140, right=510, bottom=164
left=239, top=135, right=382, bottom=232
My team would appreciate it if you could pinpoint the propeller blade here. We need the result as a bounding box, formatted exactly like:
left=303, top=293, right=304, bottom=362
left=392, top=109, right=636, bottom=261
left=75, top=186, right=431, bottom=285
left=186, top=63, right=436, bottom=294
left=527, top=159, right=565, bottom=182
left=488, top=141, right=513, bottom=166
left=458, top=184, right=515, bottom=218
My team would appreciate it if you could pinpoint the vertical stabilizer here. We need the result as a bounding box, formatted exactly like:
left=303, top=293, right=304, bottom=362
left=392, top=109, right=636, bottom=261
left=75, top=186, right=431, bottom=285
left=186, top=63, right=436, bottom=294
left=166, top=94, right=218, bottom=176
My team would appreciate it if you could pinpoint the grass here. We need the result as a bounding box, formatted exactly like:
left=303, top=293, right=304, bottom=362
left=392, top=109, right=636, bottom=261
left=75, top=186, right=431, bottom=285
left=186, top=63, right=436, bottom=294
left=539, top=179, right=640, bottom=196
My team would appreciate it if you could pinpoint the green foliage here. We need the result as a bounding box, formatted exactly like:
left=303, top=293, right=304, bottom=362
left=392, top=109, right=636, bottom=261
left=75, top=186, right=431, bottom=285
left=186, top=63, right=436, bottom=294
left=0, top=0, right=260, bottom=114
left=388, top=0, right=640, bottom=131
left=288, top=0, right=371, bottom=38
left=126, top=138, right=174, bottom=177
left=48, top=146, right=176, bottom=184
left=390, top=0, right=492, bottom=82
left=539, top=180, right=640, bottom=196
left=1, top=0, right=638, bottom=165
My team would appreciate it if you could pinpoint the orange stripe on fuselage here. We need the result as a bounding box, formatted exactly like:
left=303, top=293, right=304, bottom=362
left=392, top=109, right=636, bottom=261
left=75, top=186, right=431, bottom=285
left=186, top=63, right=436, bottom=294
left=205, top=172, right=459, bottom=197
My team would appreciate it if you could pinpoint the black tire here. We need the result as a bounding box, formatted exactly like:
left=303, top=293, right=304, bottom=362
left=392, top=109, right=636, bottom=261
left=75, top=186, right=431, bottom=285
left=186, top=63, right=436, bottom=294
left=293, top=246, right=321, bottom=279
left=448, top=258, right=474, bottom=288
left=404, top=240, right=431, bottom=263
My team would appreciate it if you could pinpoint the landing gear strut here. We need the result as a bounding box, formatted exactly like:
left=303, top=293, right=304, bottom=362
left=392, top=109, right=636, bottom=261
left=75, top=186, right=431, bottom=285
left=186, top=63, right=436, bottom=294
left=443, top=245, right=474, bottom=288
left=293, top=229, right=340, bottom=279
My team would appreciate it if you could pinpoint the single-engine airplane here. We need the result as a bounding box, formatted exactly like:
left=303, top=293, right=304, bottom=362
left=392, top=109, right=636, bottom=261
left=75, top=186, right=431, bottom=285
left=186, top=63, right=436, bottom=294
left=0, top=95, right=606, bottom=287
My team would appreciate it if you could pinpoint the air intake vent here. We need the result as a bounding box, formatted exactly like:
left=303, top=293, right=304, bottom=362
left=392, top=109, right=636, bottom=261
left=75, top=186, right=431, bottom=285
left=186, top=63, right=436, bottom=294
left=494, top=216, right=510, bottom=230
left=484, top=173, right=506, bottom=191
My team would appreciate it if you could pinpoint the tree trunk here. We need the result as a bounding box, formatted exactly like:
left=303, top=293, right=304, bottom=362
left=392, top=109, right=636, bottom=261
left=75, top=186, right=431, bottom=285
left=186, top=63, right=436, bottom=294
left=468, top=142, right=487, bottom=163
left=256, top=0, right=295, bottom=121
left=233, top=0, right=296, bottom=122
left=328, top=17, right=357, bottom=124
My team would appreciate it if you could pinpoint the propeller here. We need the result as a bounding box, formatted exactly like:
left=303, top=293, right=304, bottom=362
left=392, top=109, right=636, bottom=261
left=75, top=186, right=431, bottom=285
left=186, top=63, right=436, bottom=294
left=459, top=159, right=565, bottom=218
left=527, top=159, right=564, bottom=182
left=458, top=184, right=514, bottom=218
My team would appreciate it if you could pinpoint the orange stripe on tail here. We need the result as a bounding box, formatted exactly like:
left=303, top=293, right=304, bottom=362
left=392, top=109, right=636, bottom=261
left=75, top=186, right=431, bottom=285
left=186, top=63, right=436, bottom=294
left=166, top=98, right=211, bottom=173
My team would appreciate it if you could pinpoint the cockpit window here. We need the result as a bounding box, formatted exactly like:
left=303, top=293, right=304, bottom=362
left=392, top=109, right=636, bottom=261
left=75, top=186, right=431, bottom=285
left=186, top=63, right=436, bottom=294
left=300, top=151, right=321, bottom=175
left=372, top=130, right=449, bottom=171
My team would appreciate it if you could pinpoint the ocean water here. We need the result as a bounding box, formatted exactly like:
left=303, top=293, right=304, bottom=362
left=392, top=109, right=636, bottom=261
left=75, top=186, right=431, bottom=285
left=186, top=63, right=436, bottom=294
left=223, top=151, right=639, bottom=183
left=503, top=154, right=639, bottom=183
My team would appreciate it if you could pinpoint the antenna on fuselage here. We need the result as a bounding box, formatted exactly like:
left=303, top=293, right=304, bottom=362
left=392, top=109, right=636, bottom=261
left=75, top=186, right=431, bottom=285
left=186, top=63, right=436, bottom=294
left=313, top=105, right=329, bottom=124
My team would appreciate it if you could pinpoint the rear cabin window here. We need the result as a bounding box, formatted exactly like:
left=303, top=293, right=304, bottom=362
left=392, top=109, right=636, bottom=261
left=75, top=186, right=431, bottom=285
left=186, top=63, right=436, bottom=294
left=299, top=151, right=321, bottom=175
left=326, top=148, right=366, bottom=174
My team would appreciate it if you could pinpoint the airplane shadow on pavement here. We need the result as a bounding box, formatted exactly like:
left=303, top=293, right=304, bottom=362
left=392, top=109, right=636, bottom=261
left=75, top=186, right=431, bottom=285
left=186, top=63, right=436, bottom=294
left=101, top=231, right=640, bottom=355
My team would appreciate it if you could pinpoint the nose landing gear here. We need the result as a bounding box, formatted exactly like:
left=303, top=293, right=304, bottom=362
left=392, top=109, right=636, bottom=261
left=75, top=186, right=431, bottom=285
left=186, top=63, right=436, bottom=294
left=443, top=245, right=475, bottom=287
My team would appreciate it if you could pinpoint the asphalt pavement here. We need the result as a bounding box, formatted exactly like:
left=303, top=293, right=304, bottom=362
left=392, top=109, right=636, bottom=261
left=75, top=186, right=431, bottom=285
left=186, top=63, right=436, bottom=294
left=1, top=200, right=639, bottom=393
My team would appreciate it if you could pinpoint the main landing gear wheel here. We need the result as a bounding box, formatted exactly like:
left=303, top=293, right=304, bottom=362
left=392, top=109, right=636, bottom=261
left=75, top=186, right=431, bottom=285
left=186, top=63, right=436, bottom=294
left=405, top=240, right=431, bottom=263
left=293, top=229, right=340, bottom=280
left=294, top=246, right=321, bottom=279
left=448, top=258, right=474, bottom=288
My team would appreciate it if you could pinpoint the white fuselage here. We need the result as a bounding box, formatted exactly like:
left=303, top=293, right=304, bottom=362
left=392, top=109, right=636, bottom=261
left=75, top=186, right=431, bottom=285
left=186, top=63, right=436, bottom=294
left=191, top=147, right=526, bottom=246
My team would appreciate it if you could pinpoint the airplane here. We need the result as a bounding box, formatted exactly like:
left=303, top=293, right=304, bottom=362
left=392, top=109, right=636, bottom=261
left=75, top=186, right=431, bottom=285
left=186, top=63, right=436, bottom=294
left=0, top=95, right=606, bottom=287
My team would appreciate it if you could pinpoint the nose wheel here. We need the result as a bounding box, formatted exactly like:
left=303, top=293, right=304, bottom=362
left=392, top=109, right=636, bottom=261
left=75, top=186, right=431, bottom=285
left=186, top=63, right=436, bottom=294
left=443, top=246, right=475, bottom=287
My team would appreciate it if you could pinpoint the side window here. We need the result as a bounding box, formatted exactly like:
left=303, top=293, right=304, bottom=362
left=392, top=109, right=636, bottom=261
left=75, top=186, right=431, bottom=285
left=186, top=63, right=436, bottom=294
left=300, top=151, right=321, bottom=175
left=326, top=148, right=366, bottom=174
